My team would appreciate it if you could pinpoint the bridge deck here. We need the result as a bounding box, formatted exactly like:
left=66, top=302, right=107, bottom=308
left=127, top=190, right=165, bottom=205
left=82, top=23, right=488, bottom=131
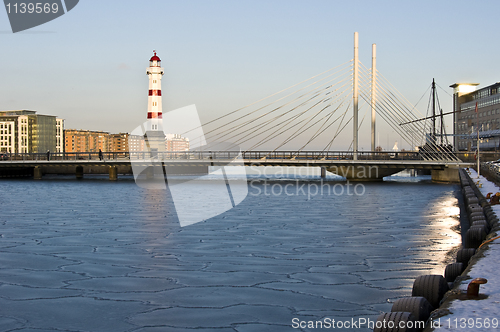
left=0, top=158, right=471, bottom=168
left=0, top=151, right=473, bottom=182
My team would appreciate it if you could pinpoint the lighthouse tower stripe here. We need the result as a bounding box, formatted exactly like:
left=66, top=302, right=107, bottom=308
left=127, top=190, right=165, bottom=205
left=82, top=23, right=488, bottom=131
left=148, top=90, right=162, bottom=96
left=147, top=112, right=163, bottom=119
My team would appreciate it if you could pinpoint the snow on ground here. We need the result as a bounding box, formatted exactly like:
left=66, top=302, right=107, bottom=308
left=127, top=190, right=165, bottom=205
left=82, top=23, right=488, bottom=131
left=431, top=169, right=500, bottom=331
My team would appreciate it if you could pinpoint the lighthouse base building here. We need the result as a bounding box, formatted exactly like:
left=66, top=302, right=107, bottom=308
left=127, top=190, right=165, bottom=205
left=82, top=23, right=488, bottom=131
left=144, top=130, right=166, bottom=155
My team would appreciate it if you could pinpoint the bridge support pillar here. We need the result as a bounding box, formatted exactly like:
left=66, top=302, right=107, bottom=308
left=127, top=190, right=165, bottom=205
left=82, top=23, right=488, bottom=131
left=320, top=167, right=326, bottom=178
left=76, top=166, right=84, bottom=179
left=327, top=165, right=404, bottom=181
left=431, top=167, right=459, bottom=183
left=33, top=166, right=42, bottom=180
left=109, top=166, right=118, bottom=181
left=145, top=166, right=155, bottom=179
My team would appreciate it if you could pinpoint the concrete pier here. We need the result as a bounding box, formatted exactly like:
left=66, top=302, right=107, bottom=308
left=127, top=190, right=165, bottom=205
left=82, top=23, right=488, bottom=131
left=145, top=166, right=155, bottom=179
left=328, top=165, right=405, bottom=181
left=431, top=167, right=460, bottom=183
left=75, top=165, right=84, bottom=179
left=109, top=166, right=118, bottom=181
left=326, top=164, right=461, bottom=182
left=33, top=166, right=42, bottom=180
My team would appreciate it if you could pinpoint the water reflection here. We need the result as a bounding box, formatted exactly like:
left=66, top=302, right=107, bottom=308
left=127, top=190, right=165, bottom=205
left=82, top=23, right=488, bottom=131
left=421, top=193, right=462, bottom=275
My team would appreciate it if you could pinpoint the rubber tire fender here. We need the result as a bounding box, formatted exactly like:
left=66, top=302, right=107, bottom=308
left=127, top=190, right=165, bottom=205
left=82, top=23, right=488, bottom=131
left=444, top=263, right=465, bottom=282
left=373, top=312, right=419, bottom=332
left=464, top=226, right=487, bottom=249
left=411, top=275, right=449, bottom=309
left=391, top=296, right=433, bottom=322
left=456, top=248, right=476, bottom=264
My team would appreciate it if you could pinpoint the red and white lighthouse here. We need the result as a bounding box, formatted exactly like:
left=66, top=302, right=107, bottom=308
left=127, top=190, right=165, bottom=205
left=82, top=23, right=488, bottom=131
left=146, top=50, right=164, bottom=130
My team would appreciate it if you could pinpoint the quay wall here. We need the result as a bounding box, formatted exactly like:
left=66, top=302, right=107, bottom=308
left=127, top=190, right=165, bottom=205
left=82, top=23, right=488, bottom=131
left=422, top=169, right=500, bottom=331
left=38, top=165, right=133, bottom=175
left=372, top=168, right=500, bottom=331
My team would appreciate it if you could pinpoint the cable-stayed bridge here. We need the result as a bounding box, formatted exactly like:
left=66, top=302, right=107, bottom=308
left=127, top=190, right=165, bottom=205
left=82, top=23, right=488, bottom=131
left=166, top=32, right=469, bottom=180
left=0, top=33, right=471, bottom=181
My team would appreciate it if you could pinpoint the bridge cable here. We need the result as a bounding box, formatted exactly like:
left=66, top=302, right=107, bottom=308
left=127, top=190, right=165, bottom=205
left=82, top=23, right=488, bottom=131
left=359, top=65, right=458, bottom=161
left=263, top=84, right=352, bottom=151
left=323, top=108, right=353, bottom=152
left=269, top=90, right=352, bottom=154
left=185, top=62, right=352, bottom=143
left=206, top=71, right=353, bottom=148
left=244, top=85, right=352, bottom=151
left=218, top=80, right=352, bottom=150
left=357, top=66, right=432, bottom=157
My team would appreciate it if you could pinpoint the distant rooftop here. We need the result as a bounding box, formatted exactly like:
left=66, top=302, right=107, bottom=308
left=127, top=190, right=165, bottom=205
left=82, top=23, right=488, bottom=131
left=0, top=110, right=37, bottom=116
left=449, top=83, right=480, bottom=88
left=450, top=83, right=480, bottom=95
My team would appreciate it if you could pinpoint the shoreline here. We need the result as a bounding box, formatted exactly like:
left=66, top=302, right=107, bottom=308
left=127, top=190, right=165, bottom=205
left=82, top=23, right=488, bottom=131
left=423, top=168, right=500, bottom=331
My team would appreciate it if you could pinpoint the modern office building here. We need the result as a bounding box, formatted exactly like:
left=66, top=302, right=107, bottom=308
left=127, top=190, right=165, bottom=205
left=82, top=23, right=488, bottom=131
left=0, top=110, right=64, bottom=153
left=451, top=82, right=500, bottom=151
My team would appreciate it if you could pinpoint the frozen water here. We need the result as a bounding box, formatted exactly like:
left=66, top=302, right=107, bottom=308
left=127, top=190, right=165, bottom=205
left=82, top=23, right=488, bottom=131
left=0, top=176, right=461, bottom=331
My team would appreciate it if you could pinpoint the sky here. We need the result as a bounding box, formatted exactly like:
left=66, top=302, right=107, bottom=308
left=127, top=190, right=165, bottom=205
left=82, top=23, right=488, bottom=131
left=1, top=0, right=499, bottom=151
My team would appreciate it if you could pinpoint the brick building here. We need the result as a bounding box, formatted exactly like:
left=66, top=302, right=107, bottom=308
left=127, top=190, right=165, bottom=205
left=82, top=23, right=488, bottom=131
left=64, top=129, right=109, bottom=153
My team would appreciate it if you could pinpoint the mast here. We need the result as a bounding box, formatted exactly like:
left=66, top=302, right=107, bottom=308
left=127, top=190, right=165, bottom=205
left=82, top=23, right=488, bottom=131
left=476, top=101, right=480, bottom=178
left=432, top=78, right=436, bottom=145
left=371, top=44, right=376, bottom=152
left=440, top=107, right=445, bottom=145
left=353, top=32, right=359, bottom=160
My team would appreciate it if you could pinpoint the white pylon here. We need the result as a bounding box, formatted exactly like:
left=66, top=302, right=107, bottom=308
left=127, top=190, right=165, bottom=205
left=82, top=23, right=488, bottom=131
left=353, top=32, right=359, bottom=160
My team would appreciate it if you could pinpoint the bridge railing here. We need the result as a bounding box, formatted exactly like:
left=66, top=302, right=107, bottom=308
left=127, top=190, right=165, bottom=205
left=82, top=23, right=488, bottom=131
left=0, top=150, right=470, bottom=162
left=240, top=151, right=424, bottom=160
left=3, top=152, right=130, bottom=161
